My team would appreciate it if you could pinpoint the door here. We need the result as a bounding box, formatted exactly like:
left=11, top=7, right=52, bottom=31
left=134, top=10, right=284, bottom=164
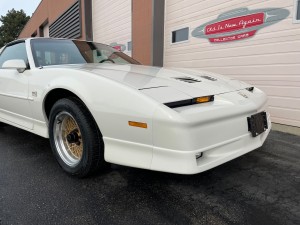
left=0, top=42, right=33, bottom=129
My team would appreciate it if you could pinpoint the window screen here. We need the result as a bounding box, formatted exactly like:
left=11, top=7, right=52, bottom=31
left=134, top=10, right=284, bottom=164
left=172, top=27, right=189, bottom=43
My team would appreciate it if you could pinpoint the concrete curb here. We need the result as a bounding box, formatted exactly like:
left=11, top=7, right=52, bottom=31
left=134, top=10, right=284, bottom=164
left=272, top=123, right=300, bottom=136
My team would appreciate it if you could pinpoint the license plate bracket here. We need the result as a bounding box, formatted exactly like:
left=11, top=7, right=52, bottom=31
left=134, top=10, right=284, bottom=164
left=247, top=112, right=268, bottom=137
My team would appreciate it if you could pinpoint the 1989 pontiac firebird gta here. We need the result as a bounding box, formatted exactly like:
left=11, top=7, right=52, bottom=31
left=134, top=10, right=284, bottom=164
left=0, top=38, right=271, bottom=177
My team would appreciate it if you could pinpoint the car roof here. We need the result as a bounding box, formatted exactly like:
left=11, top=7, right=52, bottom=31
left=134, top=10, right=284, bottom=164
left=5, top=37, right=84, bottom=47
left=3, top=38, right=118, bottom=55
left=6, top=39, right=26, bottom=45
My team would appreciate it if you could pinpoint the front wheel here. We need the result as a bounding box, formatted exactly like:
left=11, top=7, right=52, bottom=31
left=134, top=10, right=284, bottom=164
left=0, top=122, right=7, bottom=128
left=49, top=97, right=106, bottom=177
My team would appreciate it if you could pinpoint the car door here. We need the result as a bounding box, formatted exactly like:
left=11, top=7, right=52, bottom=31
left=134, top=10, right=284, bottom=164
left=0, top=41, right=33, bottom=129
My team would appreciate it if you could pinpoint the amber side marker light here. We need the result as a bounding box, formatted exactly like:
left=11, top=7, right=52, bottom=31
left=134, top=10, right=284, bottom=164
left=195, top=96, right=212, bottom=103
left=129, top=121, right=148, bottom=129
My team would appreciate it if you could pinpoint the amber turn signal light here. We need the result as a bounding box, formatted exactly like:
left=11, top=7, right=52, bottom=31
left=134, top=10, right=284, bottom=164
left=195, top=96, right=211, bottom=103
left=165, top=95, right=214, bottom=108
left=128, top=121, right=148, bottom=129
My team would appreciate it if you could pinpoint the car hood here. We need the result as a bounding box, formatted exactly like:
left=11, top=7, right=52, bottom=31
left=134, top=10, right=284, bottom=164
left=60, top=63, right=252, bottom=103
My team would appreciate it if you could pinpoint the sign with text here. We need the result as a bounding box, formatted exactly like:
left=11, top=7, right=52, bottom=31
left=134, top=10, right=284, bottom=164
left=192, top=8, right=290, bottom=43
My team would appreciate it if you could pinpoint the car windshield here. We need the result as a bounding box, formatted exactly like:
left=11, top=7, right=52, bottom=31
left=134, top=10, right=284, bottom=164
left=31, top=39, right=140, bottom=67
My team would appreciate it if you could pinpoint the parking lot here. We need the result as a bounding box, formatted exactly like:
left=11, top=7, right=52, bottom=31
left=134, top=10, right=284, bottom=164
left=0, top=125, right=299, bottom=225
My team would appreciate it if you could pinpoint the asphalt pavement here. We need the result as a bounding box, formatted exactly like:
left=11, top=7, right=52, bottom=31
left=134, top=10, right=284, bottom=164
left=0, top=125, right=299, bottom=225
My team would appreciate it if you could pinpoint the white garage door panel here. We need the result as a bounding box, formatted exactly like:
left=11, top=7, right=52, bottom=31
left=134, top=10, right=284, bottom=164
left=166, top=0, right=292, bottom=26
left=269, top=107, right=300, bottom=121
left=165, top=52, right=300, bottom=66
left=94, top=10, right=130, bottom=27
left=93, top=0, right=131, bottom=55
left=165, top=41, right=300, bottom=62
left=99, top=19, right=131, bottom=39
left=198, top=65, right=300, bottom=76
left=166, top=64, right=300, bottom=76
left=233, top=75, right=300, bottom=82
left=164, top=0, right=300, bottom=127
left=257, top=86, right=300, bottom=98
left=268, top=97, right=300, bottom=110
left=165, top=27, right=300, bottom=57
left=249, top=80, right=300, bottom=88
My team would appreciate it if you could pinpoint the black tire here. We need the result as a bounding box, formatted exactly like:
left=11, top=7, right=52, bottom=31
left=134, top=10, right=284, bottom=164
left=0, top=122, right=7, bottom=128
left=48, top=97, right=106, bottom=177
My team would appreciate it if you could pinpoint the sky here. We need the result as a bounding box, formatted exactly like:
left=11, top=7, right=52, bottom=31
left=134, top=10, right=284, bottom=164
left=0, top=0, right=41, bottom=18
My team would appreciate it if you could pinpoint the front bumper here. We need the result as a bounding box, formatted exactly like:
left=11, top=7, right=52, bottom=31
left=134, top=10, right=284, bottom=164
left=150, top=89, right=271, bottom=174
left=104, top=89, right=271, bottom=175
left=150, top=117, right=271, bottom=174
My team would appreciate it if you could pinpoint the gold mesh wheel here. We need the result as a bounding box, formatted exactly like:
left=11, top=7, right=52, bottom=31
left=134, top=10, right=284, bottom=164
left=53, top=112, right=83, bottom=167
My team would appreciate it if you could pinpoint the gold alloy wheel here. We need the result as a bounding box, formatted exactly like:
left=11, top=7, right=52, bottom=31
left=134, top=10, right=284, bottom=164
left=53, top=112, right=83, bottom=167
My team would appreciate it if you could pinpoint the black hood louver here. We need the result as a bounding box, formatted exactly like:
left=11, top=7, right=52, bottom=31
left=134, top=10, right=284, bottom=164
left=174, top=77, right=201, bottom=83
left=200, top=75, right=217, bottom=81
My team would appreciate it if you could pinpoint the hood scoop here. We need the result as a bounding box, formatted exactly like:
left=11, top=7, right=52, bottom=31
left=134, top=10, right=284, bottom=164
left=174, top=77, right=201, bottom=83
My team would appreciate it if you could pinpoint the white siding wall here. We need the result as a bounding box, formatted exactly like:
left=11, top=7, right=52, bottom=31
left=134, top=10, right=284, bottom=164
left=164, top=0, right=300, bottom=127
left=43, top=23, right=49, bottom=37
left=92, top=0, right=132, bottom=55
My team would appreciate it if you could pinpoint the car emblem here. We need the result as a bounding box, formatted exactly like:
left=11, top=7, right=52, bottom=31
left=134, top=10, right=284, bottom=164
left=32, top=91, right=38, bottom=97
left=238, top=92, right=249, bottom=98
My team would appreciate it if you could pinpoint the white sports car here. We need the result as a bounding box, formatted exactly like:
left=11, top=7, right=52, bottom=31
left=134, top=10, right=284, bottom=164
left=0, top=38, right=271, bottom=177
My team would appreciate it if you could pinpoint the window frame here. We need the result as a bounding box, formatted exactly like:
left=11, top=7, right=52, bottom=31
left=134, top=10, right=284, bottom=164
left=294, top=0, right=300, bottom=23
left=170, top=27, right=190, bottom=45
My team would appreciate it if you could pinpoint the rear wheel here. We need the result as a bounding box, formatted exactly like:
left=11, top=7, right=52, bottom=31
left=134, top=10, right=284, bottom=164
left=49, top=97, right=106, bottom=177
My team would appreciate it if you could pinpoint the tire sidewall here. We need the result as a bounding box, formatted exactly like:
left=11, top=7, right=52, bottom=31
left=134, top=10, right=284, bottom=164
left=49, top=98, right=99, bottom=176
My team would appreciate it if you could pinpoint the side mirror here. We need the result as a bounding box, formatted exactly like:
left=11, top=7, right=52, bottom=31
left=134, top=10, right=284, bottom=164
left=2, top=59, right=27, bottom=73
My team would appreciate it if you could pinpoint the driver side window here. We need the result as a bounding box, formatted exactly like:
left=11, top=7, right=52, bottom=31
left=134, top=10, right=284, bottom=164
left=0, top=42, right=28, bottom=68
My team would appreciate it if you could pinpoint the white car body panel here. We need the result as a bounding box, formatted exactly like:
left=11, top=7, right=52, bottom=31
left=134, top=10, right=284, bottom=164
left=0, top=38, right=271, bottom=174
left=0, top=69, right=32, bottom=129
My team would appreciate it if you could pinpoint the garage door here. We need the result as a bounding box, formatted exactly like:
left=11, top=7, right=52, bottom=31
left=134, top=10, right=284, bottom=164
left=92, top=0, right=132, bottom=56
left=164, top=0, right=300, bottom=127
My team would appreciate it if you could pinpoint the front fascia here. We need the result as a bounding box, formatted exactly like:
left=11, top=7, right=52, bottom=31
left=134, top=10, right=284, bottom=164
left=149, top=88, right=271, bottom=174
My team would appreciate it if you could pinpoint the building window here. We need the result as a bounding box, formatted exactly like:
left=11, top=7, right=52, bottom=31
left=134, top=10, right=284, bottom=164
left=297, top=0, right=300, bottom=20
left=294, top=0, right=300, bottom=22
left=172, top=27, right=189, bottom=43
left=127, top=41, right=132, bottom=51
